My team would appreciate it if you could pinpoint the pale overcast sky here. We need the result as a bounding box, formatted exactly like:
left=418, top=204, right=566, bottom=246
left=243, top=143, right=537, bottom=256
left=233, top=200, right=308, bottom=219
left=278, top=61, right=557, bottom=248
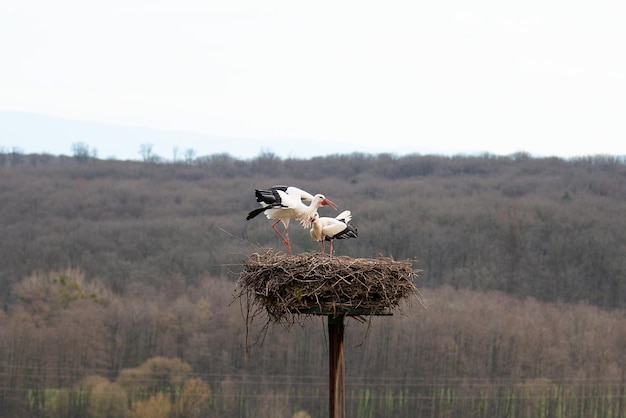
left=1, top=0, right=625, bottom=160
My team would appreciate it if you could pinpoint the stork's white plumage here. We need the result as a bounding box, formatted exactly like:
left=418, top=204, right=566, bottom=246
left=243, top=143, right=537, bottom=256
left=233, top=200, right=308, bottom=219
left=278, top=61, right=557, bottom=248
left=246, top=185, right=337, bottom=254
left=310, top=210, right=358, bottom=256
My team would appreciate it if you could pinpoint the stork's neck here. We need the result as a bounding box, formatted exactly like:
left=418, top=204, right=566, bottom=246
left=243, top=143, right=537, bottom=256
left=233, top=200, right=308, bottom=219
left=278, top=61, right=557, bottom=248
left=310, top=219, right=323, bottom=241
left=299, top=202, right=321, bottom=228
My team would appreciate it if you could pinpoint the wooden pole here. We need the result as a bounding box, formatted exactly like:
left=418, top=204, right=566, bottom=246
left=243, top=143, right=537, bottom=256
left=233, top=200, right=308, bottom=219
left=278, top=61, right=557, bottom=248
left=328, top=315, right=345, bottom=418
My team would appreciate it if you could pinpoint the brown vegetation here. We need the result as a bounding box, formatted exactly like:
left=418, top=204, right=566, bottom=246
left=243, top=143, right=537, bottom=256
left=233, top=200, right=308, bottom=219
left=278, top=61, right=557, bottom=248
left=0, top=150, right=625, bottom=416
left=0, top=267, right=624, bottom=417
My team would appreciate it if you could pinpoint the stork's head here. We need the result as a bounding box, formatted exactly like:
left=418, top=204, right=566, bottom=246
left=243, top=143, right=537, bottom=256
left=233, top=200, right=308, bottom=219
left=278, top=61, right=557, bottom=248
left=313, top=194, right=338, bottom=210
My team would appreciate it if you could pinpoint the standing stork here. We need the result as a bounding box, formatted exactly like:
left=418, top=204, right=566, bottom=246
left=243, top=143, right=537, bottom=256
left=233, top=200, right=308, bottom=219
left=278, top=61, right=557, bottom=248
left=310, top=210, right=358, bottom=256
left=247, top=185, right=337, bottom=254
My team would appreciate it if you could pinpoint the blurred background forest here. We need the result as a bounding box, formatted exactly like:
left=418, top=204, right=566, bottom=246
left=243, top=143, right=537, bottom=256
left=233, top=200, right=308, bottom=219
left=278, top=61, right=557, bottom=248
left=0, top=149, right=625, bottom=417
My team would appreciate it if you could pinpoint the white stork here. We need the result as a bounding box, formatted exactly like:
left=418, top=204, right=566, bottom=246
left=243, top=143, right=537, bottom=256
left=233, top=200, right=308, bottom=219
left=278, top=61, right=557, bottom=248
left=246, top=185, right=337, bottom=254
left=310, top=210, right=358, bottom=256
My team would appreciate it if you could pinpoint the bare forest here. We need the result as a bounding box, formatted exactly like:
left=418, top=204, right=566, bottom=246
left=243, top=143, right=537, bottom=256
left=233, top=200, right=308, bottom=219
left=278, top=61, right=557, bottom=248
left=0, top=150, right=625, bottom=417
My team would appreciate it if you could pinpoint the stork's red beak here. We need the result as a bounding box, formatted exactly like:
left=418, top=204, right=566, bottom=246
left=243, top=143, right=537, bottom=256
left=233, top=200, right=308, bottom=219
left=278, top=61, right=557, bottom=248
left=322, top=198, right=338, bottom=210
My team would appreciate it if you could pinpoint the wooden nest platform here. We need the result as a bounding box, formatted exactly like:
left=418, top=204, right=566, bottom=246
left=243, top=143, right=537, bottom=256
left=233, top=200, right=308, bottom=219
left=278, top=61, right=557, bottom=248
left=237, top=250, right=424, bottom=324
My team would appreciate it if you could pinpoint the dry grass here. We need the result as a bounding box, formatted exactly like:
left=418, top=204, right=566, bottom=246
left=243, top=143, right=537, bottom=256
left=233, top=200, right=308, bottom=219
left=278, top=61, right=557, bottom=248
left=236, top=250, right=424, bottom=325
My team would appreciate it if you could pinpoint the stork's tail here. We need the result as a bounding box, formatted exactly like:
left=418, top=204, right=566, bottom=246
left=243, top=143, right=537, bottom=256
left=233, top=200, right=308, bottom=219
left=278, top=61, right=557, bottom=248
left=336, top=210, right=352, bottom=223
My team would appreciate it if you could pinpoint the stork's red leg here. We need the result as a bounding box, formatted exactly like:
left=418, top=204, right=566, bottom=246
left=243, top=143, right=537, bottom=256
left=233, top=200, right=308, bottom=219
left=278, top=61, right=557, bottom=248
left=329, top=240, right=334, bottom=257
left=285, top=226, right=292, bottom=255
left=284, top=225, right=292, bottom=255
left=271, top=220, right=292, bottom=255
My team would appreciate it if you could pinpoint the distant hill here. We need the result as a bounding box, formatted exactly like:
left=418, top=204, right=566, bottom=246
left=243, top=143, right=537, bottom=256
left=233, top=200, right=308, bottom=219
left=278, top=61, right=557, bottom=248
left=0, top=110, right=400, bottom=161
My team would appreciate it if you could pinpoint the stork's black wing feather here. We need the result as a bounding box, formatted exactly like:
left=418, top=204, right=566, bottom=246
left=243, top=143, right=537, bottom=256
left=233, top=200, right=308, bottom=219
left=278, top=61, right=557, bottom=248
left=325, top=224, right=358, bottom=240
left=255, top=185, right=289, bottom=205
left=246, top=207, right=267, bottom=220
left=249, top=186, right=291, bottom=220
left=271, top=185, right=288, bottom=191
left=255, top=189, right=277, bottom=205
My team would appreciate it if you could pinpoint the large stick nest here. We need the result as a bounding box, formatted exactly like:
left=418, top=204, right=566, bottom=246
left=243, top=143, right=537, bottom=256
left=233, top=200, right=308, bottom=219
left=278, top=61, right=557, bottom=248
left=237, top=250, right=424, bottom=325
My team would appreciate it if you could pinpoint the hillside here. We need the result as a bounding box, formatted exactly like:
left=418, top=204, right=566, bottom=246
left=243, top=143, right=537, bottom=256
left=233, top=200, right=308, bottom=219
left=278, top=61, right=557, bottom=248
left=1, top=151, right=624, bottom=308
left=0, top=151, right=625, bottom=417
